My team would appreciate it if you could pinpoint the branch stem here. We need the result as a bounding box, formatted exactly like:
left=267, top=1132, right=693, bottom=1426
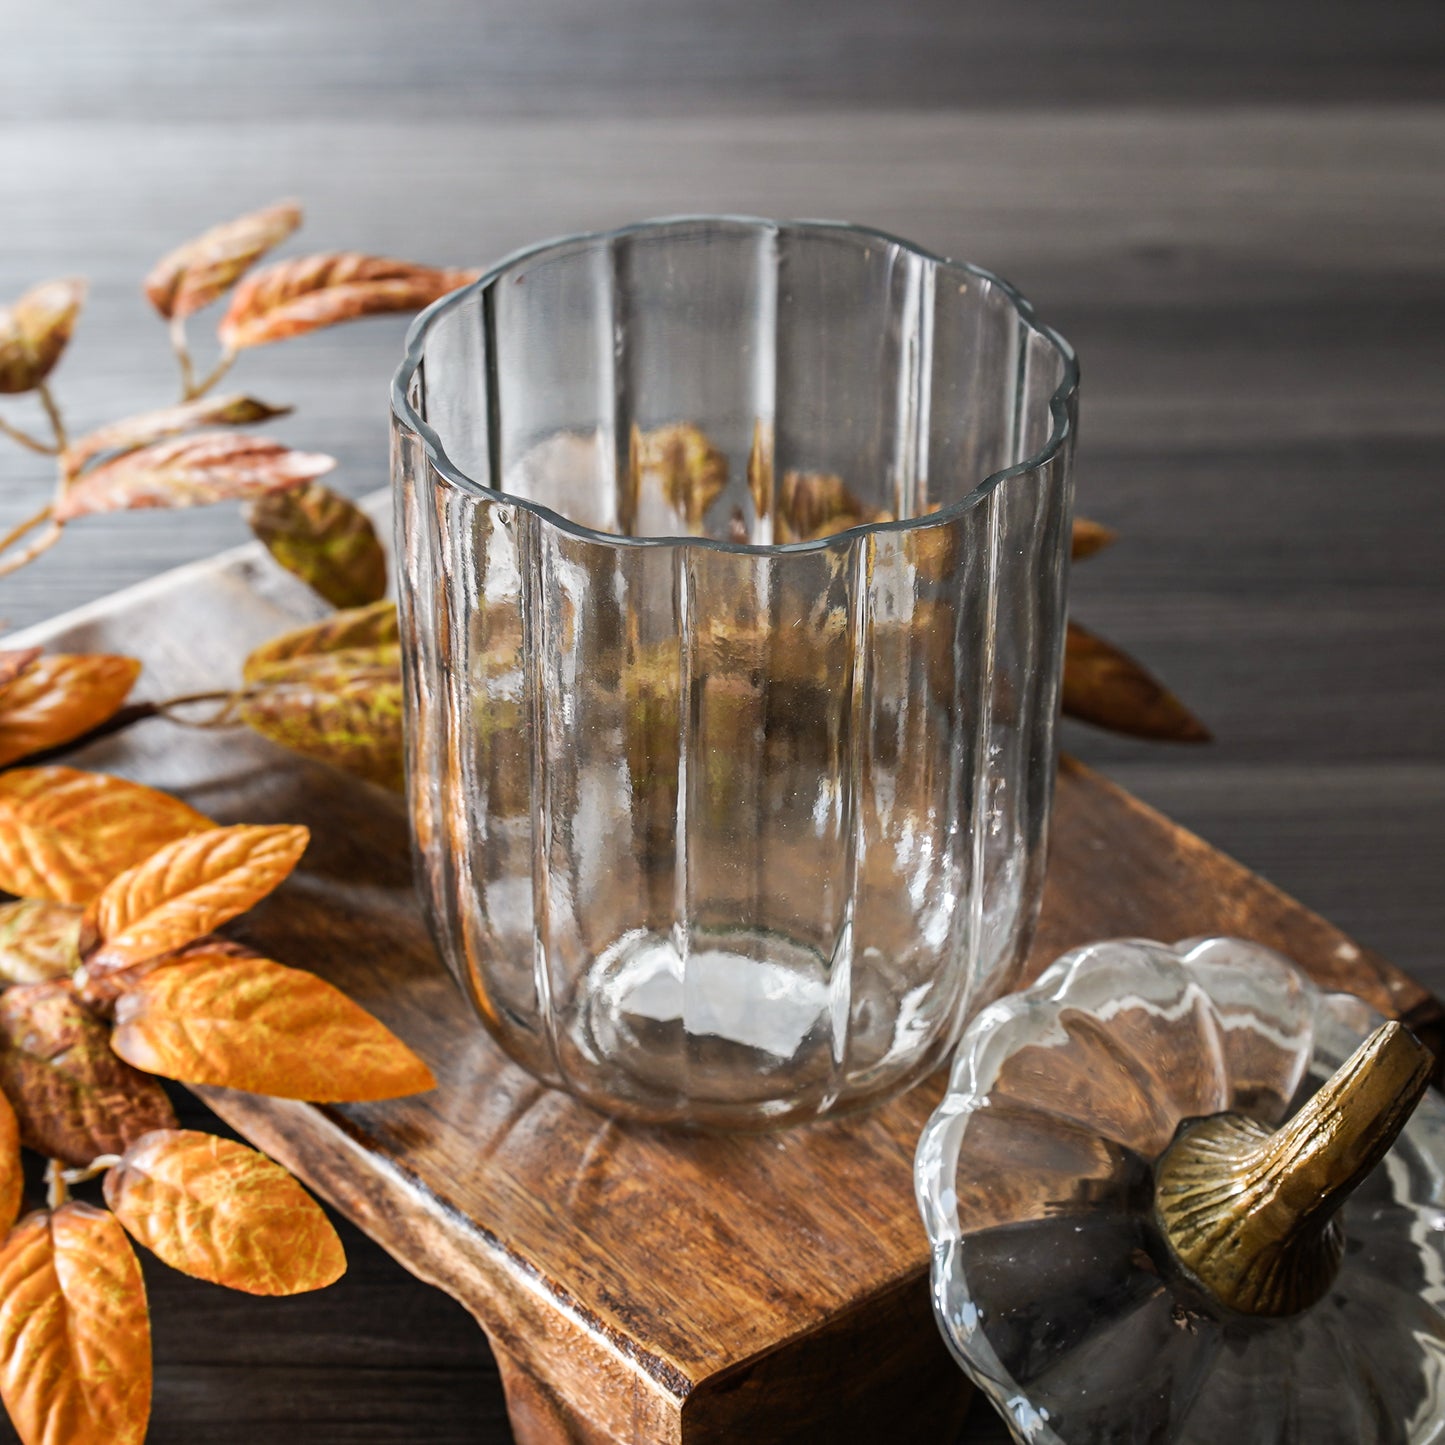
left=0, top=414, right=59, bottom=456
left=0, top=520, right=63, bottom=577
left=35, top=383, right=67, bottom=452
left=189, top=347, right=237, bottom=400
left=45, top=1159, right=69, bottom=1211
left=0, top=503, right=54, bottom=558
left=169, top=314, right=198, bottom=400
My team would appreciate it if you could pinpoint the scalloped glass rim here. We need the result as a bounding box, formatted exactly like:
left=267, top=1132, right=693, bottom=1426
left=914, top=934, right=1445, bottom=1445
left=389, top=214, right=1080, bottom=556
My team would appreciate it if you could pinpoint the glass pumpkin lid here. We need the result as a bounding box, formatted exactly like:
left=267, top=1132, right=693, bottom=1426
left=915, top=936, right=1445, bottom=1445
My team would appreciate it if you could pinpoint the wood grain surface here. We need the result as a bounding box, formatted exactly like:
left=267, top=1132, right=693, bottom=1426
left=1, top=2, right=1442, bottom=1440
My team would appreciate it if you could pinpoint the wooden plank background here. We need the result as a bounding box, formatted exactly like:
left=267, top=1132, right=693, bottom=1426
left=1, top=3, right=1442, bottom=1440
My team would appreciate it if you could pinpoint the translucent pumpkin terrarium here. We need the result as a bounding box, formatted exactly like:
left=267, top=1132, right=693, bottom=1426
left=916, top=936, right=1445, bottom=1444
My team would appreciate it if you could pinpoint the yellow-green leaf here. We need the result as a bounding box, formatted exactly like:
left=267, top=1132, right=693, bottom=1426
left=237, top=649, right=403, bottom=791
left=245, top=481, right=388, bottom=608
left=0, top=1204, right=151, bottom=1445
left=0, top=767, right=214, bottom=904
left=111, top=945, right=436, bottom=1101
left=0, top=279, right=86, bottom=395
left=0, top=655, right=141, bottom=769
left=82, top=824, right=309, bottom=977
left=242, top=599, right=397, bottom=682
left=104, top=1129, right=346, bottom=1295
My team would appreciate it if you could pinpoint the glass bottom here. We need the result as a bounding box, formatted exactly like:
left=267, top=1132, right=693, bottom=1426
left=580, top=926, right=838, bottom=1117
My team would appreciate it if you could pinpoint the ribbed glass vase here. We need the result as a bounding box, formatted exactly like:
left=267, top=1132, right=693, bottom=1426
left=391, top=217, right=1077, bottom=1129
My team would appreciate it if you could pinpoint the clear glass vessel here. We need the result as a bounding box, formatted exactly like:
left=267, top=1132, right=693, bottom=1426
left=391, top=217, right=1077, bottom=1128
left=916, top=937, right=1445, bottom=1443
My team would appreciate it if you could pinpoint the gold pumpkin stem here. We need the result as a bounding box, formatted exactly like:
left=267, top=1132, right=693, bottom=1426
left=1154, top=1020, right=1432, bottom=1317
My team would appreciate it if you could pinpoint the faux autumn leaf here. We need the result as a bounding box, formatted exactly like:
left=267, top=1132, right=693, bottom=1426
left=775, top=470, right=888, bottom=543
left=0, top=655, right=141, bottom=770
left=82, top=824, right=309, bottom=977
left=52, top=433, right=336, bottom=522
left=632, top=422, right=729, bottom=530
left=0, top=1203, right=151, bottom=1445
left=0, top=902, right=81, bottom=988
left=104, top=1129, right=346, bottom=1295
left=0, top=1091, right=19, bottom=1235
left=61, top=393, right=293, bottom=477
left=218, top=253, right=481, bottom=350
left=237, top=649, right=404, bottom=791
left=144, top=199, right=302, bottom=321
left=0, top=650, right=40, bottom=697
left=245, top=481, right=388, bottom=608
left=110, top=945, right=435, bottom=1101
left=1062, top=621, right=1211, bottom=742
left=0, top=767, right=214, bottom=905
left=1072, top=516, right=1118, bottom=561
left=242, top=598, right=397, bottom=681
left=0, top=980, right=176, bottom=1165
left=0, top=279, right=86, bottom=395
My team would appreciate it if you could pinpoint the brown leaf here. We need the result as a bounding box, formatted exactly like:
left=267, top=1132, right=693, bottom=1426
left=0, top=767, right=215, bottom=905
left=237, top=649, right=404, bottom=790
left=245, top=481, right=388, bottom=608
left=218, top=253, right=481, bottom=350
left=1072, top=516, right=1118, bottom=561
left=633, top=423, right=728, bottom=530
left=144, top=200, right=302, bottom=320
left=242, top=599, right=398, bottom=681
left=1063, top=621, right=1212, bottom=742
left=775, top=470, right=889, bottom=543
left=82, top=824, right=309, bottom=978
left=0, top=655, right=141, bottom=769
left=0, top=279, right=86, bottom=395
left=0, top=1203, right=151, bottom=1445
left=0, top=651, right=40, bottom=698
left=104, top=1128, right=345, bottom=1295
left=0, top=902, right=81, bottom=988
left=61, top=394, right=293, bottom=476
left=110, top=946, right=435, bottom=1100
left=53, top=433, right=336, bottom=521
left=0, top=980, right=176, bottom=1165
left=0, top=1091, right=20, bottom=1235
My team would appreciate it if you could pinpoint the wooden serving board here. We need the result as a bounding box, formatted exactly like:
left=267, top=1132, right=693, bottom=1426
left=6, top=533, right=1440, bottom=1445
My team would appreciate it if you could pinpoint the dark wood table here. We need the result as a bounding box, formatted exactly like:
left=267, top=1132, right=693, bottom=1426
left=1, top=3, right=1442, bottom=1440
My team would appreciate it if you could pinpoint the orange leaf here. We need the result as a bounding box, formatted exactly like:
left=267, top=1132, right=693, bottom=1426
left=104, top=1129, right=345, bottom=1295
left=62, top=393, right=292, bottom=477
left=218, top=253, right=481, bottom=350
left=1063, top=621, right=1212, bottom=742
left=0, top=901, right=81, bottom=987
left=242, top=599, right=397, bottom=681
left=245, top=481, right=388, bottom=608
left=0, top=767, right=214, bottom=904
left=53, top=433, right=336, bottom=521
left=0, top=651, right=40, bottom=698
left=0, top=1091, right=20, bottom=1235
left=0, top=980, right=175, bottom=1166
left=1072, top=516, right=1118, bottom=561
left=0, top=1204, right=151, bottom=1445
left=631, top=422, right=728, bottom=531
left=0, top=655, right=141, bottom=769
left=144, top=200, right=301, bottom=321
left=0, top=279, right=86, bottom=395
left=82, top=824, right=309, bottom=977
left=111, top=945, right=435, bottom=1101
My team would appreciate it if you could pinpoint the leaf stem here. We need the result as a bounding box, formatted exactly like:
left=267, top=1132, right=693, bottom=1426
left=36, top=383, right=68, bottom=453
left=0, top=520, right=63, bottom=577
left=169, top=314, right=198, bottom=400
left=61, top=1155, right=122, bottom=1186
left=0, top=503, right=55, bottom=558
left=0, top=413, right=59, bottom=456
left=45, top=1158, right=69, bottom=1211
left=0, top=701, right=159, bottom=768
left=188, top=347, right=238, bottom=401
